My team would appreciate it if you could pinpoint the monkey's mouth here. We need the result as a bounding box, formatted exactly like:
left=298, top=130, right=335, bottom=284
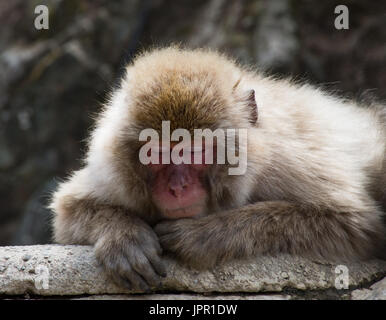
left=162, top=203, right=206, bottom=219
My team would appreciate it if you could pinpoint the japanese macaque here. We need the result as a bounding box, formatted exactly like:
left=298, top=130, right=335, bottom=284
left=50, top=47, right=386, bottom=290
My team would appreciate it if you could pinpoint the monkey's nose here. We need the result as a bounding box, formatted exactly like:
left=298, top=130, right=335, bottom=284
left=168, top=180, right=188, bottom=198
left=168, top=173, right=189, bottom=198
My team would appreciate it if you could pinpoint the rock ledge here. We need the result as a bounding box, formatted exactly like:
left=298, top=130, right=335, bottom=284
left=0, top=245, right=385, bottom=299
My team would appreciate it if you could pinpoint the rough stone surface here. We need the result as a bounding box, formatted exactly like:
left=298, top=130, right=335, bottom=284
left=351, top=277, right=386, bottom=300
left=0, top=245, right=385, bottom=297
left=74, top=294, right=290, bottom=300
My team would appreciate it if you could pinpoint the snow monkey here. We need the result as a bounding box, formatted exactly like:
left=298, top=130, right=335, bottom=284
left=50, top=47, right=386, bottom=290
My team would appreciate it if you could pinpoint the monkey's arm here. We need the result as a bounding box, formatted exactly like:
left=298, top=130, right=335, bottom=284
left=50, top=173, right=166, bottom=290
left=155, top=201, right=384, bottom=268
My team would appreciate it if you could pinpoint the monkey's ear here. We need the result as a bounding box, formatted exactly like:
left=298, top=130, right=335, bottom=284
left=245, top=89, right=258, bottom=125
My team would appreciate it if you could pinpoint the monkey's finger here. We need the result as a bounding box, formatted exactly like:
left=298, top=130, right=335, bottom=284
left=128, top=252, right=161, bottom=288
left=133, top=258, right=162, bottom=287
left=146, top=233, right=164, bottom=256
left=154, top=222, right=173, bottom=236
left=111, top=273, right=132, bottom=291
left=153, top=237, right=163, bottom=256
left=147, top=254, right=167, bottom=278
left=124, top=268, right=150, bottom=292
left=142, top=228, right=164, bottom=256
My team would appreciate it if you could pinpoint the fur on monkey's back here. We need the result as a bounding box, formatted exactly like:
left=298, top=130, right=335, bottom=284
left=50, top=47, right=386, bottom=268
left=120, top=47, right=386, bottom=210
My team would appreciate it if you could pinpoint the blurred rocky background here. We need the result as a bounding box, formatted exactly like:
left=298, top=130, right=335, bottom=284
left=0, top=0, right=385, bottom=245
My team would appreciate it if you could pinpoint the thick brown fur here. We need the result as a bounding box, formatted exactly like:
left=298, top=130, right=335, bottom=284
left=50, top=47, right=386, bottom=290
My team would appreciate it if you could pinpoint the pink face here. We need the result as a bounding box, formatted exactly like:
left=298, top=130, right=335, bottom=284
left=146, top=142, right=212, bottom=219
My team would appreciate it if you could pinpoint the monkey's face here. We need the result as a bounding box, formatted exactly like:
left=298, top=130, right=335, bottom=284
left=141, top=140, right=215, bottom=219
left=149, top=163, right=208, bottom=219
left=124, top=66, right=258, bottom=219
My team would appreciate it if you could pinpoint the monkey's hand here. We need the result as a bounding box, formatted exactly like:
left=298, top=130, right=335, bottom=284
left=94, top=219, right=167, bottom=291
left=155, top=215, right=234, bottom=269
